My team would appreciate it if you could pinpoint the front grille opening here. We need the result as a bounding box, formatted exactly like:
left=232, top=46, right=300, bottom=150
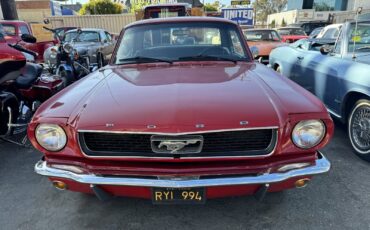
left=80, top=129, right=277, bottom=158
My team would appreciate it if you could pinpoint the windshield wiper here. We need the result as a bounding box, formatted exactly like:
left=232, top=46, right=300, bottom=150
left=118, top=56, right=173, bottom=64
left=178, top=55, right=239, bottom=64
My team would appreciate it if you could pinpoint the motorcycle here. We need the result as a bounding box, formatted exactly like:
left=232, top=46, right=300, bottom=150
left=43, top=27, right=97, bottom=84
left=0, top=34, right=66, bottom=145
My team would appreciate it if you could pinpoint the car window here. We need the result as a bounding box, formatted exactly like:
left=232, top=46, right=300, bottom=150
left=348, top=22, right=370, bottom=53
left=323, top=28, right=339, bottom=39
left=64, top=31, right=100, bottom=42
left=244, top=30, right=281, bottom=41
left=115, top=22, right=250, bottom=64
left=1, top=24, right=16, bottom=36
left=105, top=32, right=112, bottom=42
left=19, top=25, right=30, bottom=35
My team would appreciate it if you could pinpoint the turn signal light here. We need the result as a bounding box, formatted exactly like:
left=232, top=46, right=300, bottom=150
left=52, top=181, right=67, bottom=190
left=295, top=178, right=310, bottom=188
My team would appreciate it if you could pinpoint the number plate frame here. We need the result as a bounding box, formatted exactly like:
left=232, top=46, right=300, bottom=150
left=151, top=187, right=206, bottom=204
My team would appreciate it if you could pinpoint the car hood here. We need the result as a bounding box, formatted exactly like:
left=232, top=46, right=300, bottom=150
left=247, top=41, right=286, bottom=56
left=34, top=62, right=326, bottom=133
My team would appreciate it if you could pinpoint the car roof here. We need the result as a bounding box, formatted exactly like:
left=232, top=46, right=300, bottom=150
left=126, top=17, right=237, bottom=29
left=66, top=28, right=104, bottom=33
left=244, top=28, right=276, bottom=31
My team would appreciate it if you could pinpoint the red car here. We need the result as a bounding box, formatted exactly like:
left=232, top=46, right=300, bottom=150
left=29, top=17, right=333, bottom=203
left=277, top=27, right=308, bottom=43
left=0, top=20, right=55, bottom=62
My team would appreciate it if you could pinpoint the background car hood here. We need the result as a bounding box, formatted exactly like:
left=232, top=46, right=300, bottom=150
left=34, top=62, right=326, bottom=133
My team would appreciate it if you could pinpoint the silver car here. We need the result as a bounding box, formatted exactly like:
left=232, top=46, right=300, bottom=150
left=44, top=28, right=115, bottom=68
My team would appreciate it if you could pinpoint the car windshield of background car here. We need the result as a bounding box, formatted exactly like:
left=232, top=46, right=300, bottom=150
left=244, top=30, right=281, bottom=41
left=64, top=31, right=100, bottom=42
left=115, top=22, right=251, bottom=64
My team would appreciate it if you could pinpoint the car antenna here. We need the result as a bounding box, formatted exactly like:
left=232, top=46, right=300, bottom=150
left=352, top=7, right=363, bottom=61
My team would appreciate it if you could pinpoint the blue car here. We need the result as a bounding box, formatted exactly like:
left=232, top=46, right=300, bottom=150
left=269, top=20, right=370, bottom=161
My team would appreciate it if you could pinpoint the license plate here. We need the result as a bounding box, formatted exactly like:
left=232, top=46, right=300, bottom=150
left=152, top=187, right=206, bottom=204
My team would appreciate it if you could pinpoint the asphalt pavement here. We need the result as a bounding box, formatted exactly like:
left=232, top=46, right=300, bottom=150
left=0, top=121, right=369, bottom=230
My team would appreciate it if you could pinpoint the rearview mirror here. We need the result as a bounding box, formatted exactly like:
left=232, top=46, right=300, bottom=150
left=21, top=34, right=37, bottom=43
left=320, top=44, right=332, bottom=55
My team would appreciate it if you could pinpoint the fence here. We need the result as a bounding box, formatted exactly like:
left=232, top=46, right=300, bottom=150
left=47, top=14, right=136, bottom=34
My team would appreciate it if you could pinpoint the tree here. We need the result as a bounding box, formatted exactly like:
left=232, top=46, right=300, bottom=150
left=253, top=0, right=287, bottom=25
left=269, top=19, right=276, bottom=28
left=204, top=3, right=218, bottom=12
left=79, top=0, right=123, bottom=15
left=281, top=18, right=286, bottom=27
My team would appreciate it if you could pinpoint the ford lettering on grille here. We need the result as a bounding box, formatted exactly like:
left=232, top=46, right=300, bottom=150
left=151, top=135, right=204, bottom=154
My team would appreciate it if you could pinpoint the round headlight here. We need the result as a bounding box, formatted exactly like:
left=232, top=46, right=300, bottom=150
left=35, top=124, right=67, bottom=151
left=292, top=120, right=325, bottom=149
left=63, top=43, right=73, bottom=54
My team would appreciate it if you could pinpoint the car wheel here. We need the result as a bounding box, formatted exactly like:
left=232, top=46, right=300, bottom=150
left=98, top=53, right=104, bottom=68
left=348, top=99, right=370, bottom=161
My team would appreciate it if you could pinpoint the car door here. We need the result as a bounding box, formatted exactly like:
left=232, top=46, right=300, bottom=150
left=292, top=41, right=342, bottom=113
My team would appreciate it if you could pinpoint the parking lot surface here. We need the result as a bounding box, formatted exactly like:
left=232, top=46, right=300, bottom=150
left=0, top=121, right=369, bottom=230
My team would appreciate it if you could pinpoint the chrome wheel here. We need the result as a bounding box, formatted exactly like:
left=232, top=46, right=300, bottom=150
left=348, top=100, right=370, bottom=160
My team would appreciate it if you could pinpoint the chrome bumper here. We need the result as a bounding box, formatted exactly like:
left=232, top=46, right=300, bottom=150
left=34, top=152, right=330, bottom=188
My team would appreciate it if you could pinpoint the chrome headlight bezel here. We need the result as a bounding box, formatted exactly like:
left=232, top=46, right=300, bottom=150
left=63, top=43, right=73, bottom=54
left=35, top=124, right=67, bottom=152
left=292, top=120, right=326, bottom=149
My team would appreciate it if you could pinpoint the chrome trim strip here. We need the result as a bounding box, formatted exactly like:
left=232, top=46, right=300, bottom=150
left=77, top=126, right=279, bottom=135
left=326, top=107, right=342, bottom=118
left=77, top=128, right=279, bottom=159
left=34, top=152, right=330, bottom=188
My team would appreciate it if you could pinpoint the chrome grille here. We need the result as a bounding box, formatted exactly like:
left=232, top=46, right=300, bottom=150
left=79, top=129, right=277, bottom=158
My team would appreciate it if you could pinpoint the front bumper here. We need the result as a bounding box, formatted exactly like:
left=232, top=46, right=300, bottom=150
left=34, top=152, right=330, bottom=188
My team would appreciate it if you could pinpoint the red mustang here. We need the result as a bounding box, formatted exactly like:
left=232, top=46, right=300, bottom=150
left=29, top=17, right=333, bottom=203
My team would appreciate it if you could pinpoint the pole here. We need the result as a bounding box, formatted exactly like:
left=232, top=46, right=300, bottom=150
left=254, top=0, right=257, bottom=26
left=0, top=0, right=18, bottom=20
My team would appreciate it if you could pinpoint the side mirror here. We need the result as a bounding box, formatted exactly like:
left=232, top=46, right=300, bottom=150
left=103, top=39, right=108, bottom=43
left=43, top=18, right=50, bottom=24
left=77, top=28, right=82, bottom=34
left=250, top=46, right=259, bottom=59
left=21, top=34, right=37, bottom=43
left=320, top=44, right=332, bottom=55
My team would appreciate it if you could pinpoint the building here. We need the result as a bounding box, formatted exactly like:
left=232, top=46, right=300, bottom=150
left=267, top=0, right=370, bottom=28
left=287, top=0, right=349, bottom=11
left=16, top=0, right=51, bottom=22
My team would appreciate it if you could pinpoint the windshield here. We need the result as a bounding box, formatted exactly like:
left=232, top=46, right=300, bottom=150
left=115, top=22, right=250, bottom=64
left=278, top=28, right=307, bottom=36
left=64, top=31, right=100, bottom=42
left=348, top=22, right=370, bottom=53
left=244, top=30, right=281, bottom=41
